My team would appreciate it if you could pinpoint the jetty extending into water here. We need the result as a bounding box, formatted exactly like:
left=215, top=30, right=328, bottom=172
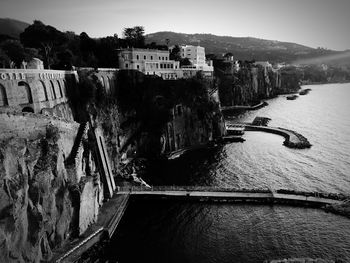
left=221, top=101, right=268, bottom=111
left=116, top=186, right=345, bottom=207
left=225, top=116, right=312, bottom=149
left=244, top=124, right=312, bottom=149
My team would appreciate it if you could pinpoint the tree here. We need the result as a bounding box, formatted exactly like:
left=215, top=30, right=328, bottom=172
left=0, top=47, right=10, bottom=68
left=180, top=57, right=192, bottom=67
left=95, top=35, right=119, bottom=67
left=123, top=26, right=145, bottom=47
left=54, top=49, right=74, bottom=70
left=20, top=20, right=67, bottom=68
left=1, top=40, right=26, bottom=67
left=170, top=45, right=181, bottom=61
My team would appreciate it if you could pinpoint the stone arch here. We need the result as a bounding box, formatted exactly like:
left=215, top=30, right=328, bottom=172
left=22, top=106, right=34, bottom=113
left=0, top=83, right=8, bottom=106
left=104, top=76, right=110, bottom=93
left=57, top=80, right=63, bottom=98
left=100, top=76, right=105, bottom=88
left=50, top=80, right=57, bottom=100
left=107, top=76, right=113, bottom=93
left=18, top=81, right=33, bottom=104
left=62, top=80, right=67, bottom=96
left=39, top=81, right=48, bottom=101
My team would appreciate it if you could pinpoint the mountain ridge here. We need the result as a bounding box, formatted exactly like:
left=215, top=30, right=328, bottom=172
left=0, top=18, right=345, bottom=64
left=145, top=31, right=338, bottom=62
left=0, top=18, right=30, bottom=39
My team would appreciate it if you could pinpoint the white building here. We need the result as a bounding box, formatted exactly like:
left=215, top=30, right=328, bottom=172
left=180, top=45, right=214, bottom=72
left=117, top=48, right=180, bottom=80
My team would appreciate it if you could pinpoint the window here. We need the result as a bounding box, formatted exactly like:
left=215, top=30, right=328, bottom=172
left=144, top=55, right=146, bottom=59
left=125, top=63, right=129, bottom=68
left=156, top=64, right=158, bottom=68
left=136, top=55, right=139, bottom=60
left=159, top=56, right=161, bottom=60
left=137, top=65, right=140, bottom=69
left=171, top=64, right=173, bottom=69
left=151, top=56, right=153, bottom=60
left=162, top=57, right=164, bottom=60
left=166, top=57, right=168, bottom=60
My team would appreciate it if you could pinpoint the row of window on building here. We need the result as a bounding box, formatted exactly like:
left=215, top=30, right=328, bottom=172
left=135, top=54, right=168, bottom=61
left=127, top=63, right=178, bottom=70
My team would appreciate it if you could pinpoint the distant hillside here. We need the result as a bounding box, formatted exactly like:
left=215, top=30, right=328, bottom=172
left=0, top=18, right=30, bottom=39
left=146, top=31, right=338, bottom=63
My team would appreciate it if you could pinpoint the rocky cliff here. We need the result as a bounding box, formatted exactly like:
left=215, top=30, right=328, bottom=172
left=0, top=113, right=103, bottom=262
left=218, top=63, right=300, bottom=107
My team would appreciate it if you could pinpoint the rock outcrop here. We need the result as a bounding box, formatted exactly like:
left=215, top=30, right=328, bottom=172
left=0, top=113, right=103, bottom=262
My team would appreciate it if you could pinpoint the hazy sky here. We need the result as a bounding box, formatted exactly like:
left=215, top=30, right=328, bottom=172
left=1, top=0, right=350, bottom=50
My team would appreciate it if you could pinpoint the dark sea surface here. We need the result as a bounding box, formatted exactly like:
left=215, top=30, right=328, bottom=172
left=104, top=84, right=350, bottom=262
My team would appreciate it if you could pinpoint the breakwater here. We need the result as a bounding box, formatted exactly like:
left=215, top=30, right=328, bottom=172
left=221, top=101, right=268, bottom=111
left=243, top=124, right=312, bottom=149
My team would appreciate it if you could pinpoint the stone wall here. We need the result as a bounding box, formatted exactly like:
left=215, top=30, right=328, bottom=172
left=77, top=68, right=118, bottom=96
left=0, top=69, right=78, bottom=117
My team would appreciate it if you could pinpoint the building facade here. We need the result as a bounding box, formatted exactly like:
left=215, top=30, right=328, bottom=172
left=180, top=45, right=214, bottom=73
left=117, top=48, right=180, bottom=80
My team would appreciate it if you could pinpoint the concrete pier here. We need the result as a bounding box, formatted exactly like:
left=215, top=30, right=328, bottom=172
left=221, top=101, right=267, bottom=111
left=117, top=186, right=344, bottom=206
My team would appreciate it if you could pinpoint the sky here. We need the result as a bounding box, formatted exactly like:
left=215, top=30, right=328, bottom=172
left=1, top=0, right=350, bottom=51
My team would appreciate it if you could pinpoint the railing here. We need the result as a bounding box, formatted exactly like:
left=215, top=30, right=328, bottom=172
left=116, top=185, right=349, bottom=201
left=117, top=185, right=270, bottom=193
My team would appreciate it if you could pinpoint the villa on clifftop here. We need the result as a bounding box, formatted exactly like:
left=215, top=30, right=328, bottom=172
left=117, top=46, right=214, bottom=80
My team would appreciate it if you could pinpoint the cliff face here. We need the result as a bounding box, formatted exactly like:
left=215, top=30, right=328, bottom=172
left=112, top=72, right=225, bottom=159
left=218, top=63, right=300, bottom=107
left=0, top=113, right=103, bottom=262
left=72, top=70, right=225, bottom=165
left=277, top=66, right=301, bottom=94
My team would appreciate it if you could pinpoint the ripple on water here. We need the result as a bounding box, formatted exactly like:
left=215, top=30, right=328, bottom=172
left=104, top=201, right=350, bottom=263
